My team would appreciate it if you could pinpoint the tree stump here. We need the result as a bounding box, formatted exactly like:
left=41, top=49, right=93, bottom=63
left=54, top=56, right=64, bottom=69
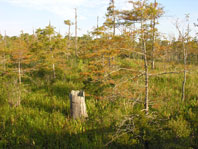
left=69, top=90, right=88, bottom=119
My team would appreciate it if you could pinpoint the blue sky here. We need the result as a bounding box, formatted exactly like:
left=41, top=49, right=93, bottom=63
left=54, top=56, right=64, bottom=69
left=0, top=0, right=197, bottom=38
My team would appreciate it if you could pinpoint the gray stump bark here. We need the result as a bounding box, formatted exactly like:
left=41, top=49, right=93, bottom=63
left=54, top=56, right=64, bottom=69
left=69, top=90, right=88, bottom=119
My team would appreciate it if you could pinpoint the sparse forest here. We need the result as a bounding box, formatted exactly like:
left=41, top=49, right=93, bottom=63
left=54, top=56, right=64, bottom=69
left=1, top=0, right=198, bottom=148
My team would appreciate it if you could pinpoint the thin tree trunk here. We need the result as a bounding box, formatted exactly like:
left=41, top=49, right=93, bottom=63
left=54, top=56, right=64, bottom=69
left=68, top=25, right=71, bottom=40
left=3, top=32, right=7, bottom=71
left=96, top=16, right=99, bottom=38
left=109, top=56, right=111, bottom=68
left=51, top=49, right=56, bottom=79
left=75, top=8, right=78, bottom=58
left=52, top=61, right=56, bottom=79
left=151, top=0, right=156, bottom=69
left=112, top=0, right=115, bottom=66
left=140, top=3, right=149, bottom=148
left=108, top=45, right=111, bottom=68
left=141, top=5, right=149, bottom=115
left=49, top=29, right=56, bottom=79
left=180, top=16, right=189, bottom=101
left=33, top=28, right=38, bottom=42
left=97, top=16, right=99, bottom=29
left=112, top=0, right=116, bottom=36
left=18, top=59, right=21, bottom=85
left=181, top=40, right=187, bottom=101
left=143, top=40, right=149, bottom=114
left=18, top=37, right=22, bottom=85
left=66, top=24, right=71, bottom=61
left=102, top=55, right=105, bottom=67
left=15, top=35, right=23, bottom=107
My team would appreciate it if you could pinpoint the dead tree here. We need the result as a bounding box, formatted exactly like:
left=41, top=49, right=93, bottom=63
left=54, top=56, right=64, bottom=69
left=151, top=0, right=157, bottom=69
left=176, top=15, right=190, bottom=102
left=75, top=8, right=78, bottom=58
left=140, top=1, right=149, bottom=115
left=3, top=31, right=7, bottom=71
left=48, top=22, right=56, bottom=79
left=64, top=20, right=73, bottom=41
left=69, top=90, right=88, bottom=119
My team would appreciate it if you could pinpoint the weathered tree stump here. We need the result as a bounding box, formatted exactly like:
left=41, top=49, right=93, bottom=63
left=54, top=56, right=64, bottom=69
left=69, top=90, right=88, bottom=119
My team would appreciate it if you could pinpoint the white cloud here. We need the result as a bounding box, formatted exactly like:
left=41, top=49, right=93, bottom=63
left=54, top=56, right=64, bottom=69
left=1, top=0, right=84, bottom=19
left=0, top=0, right=110, bottom=20
left=0, top=0, right=129, bottom=18
left=1, top=0, right=157, bottom=36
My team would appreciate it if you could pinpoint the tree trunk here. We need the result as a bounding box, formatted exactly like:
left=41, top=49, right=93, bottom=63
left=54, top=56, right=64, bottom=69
left=141, top=9, right=149, bottom=114
left=151, top=0, right=157, bottom=69
left=97, top=16, right=99, bottom=29
left=180, top=17, right=189, bottom=102
left=112, top=0, right=115, bottom=66
left=3, top=32, right=7, bottom=71
left=17, top=60, right=21, bottom=107
left=52, top=62, right=56, bottom=79
left=112, top=0, right=116, bottom=36
left=18, top=59, right=21, bottom=85
left=75, top=8, right=78, bottom=58
left=143, top=41, right=149, bottom=114
left=69, top=90, right=88, bottom=119
left=181, top=41, right=187, bottom=101
left=49, top=33, right=56, bottom=79
left=68, top=25, right=71, bottom=40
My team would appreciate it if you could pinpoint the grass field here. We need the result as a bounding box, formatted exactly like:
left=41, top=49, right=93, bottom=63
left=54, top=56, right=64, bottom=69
left=0, top=59, right=198, bottom=148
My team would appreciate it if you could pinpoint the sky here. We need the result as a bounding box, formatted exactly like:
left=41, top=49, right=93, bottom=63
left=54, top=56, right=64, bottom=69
left=0, top=0, right=198, bottom=38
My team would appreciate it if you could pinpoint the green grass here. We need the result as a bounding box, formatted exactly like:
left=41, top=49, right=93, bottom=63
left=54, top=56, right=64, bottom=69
left=0, top=60, right=198, bottom=148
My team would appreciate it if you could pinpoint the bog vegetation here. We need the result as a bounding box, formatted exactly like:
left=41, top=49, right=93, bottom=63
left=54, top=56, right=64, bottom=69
left=1, top=0, right=198, bottom=148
